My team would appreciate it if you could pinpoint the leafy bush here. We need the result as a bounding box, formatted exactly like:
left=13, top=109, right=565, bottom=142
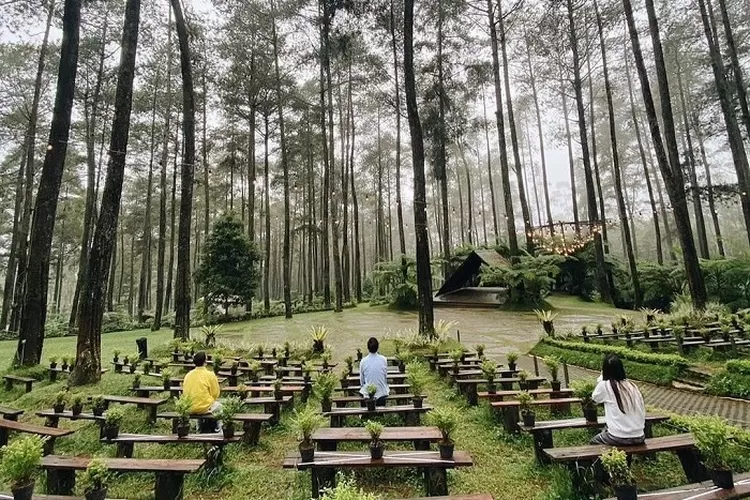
left=320, top=474, right=382, bottom=500
left=78, top=459, right=109, bottom=494
left=426, top=407, right=459, bottom=443
left=726, top=359, right=750, bottom=376
left=540, top=338, right=688, bottom=368
left=600, top=448, right=634, bottom=486
left=291, top=405, right=325, bottom=444
left=0, top=435, right=44, bottom=488
left=480, top=255, right=562, bottom=307
left=701, top=258, right=750, bottom=311
left=707, top=371, right=750, bottom=399
left=692, top=416, right=744, bottom=470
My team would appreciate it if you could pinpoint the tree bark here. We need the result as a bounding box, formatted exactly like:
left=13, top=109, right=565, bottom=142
left=436, top=0, right=451, bottom=271
left=691, top=107, right=725, bottom=257
left=717, top=0, right=750, bottom=141
left=561, top=77, right=580, bottom=234
left=481, top=88, right=500, bottom=242
left=263, top=113, right=271, bottom=311
left=319, top=0, right=331, bottom=307
left=586, top=35, right=609, bottom=253
left=390, top=0, right=407, bottom=259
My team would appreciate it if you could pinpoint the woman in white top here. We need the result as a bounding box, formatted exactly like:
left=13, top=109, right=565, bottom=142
left=590, top=355, right=646, bottom=446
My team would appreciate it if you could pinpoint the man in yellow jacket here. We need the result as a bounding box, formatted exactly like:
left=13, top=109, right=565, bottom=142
left=182, top=352, right=222, bottom=428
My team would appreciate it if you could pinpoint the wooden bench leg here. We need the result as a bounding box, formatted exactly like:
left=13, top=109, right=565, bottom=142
left=148, top=406, right=157, bottom=425
left=45, top=416, right=60, bottom=428
left=311, top=468, right=335, bottom=499
left=3, top=379, right=11, bottom=391
left=467, top=383, right=478, bottom=406
left=47, top=469, right=76, bottom=495
left=155, top=472, right=185, bottom=500
left=532, top=429, right=553, bottom=466
left=424, top=467, right=448, bottom=496
left=318, top=440, right=337, bottom=452
left=676, top=449, right=710, bottom=483
left=42, top=437, right=56, bottom=456
left=503, top=409, right=519, bottom=434
left=116, top=442, right=134, bottom=458
left=413, top=440, right=430, bottom=451
left=242, top=421, right=261, bottom=446
left=405, top=411, right=420, bottom=426
left=264, top=402, right=280, bottom=426
left=25, top=381, right=32, bottom=393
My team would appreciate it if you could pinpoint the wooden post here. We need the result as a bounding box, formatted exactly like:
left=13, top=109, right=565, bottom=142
left=533, top=355, right=539, bottom=376
left=456, top=329, right=460, bottom=343
left=562, top=362, right=570, bottom=387
left=155, top=472, right=185, bottom=500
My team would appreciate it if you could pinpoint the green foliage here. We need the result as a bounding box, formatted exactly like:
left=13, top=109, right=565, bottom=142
left=406, top=364, right=427, bottom=396
left=692, top=416, right=744, bottom=470
left=365, top=420, right=383, bottom=442
left=0, top=435, right=44, bottom=487
left=215, top=397, right=244, bottom=425
left=54, top=391, right=67, bottom=405
left=707, top=371, right=750, bottom=399
left=175, top=395, right=193, bottom=419
left=726, top=359, right=750, bottom=376
left=291, top=405, right=325, bottom=444
left=543, top=356, right=560, bottom=381
left=480, top=256, right=561, bottom=307
left=78, top=459, right=110, bottom=494
left=309, top=326, right=329, bottom=342
left=481, top=360, right=497, bottom=380
left=195, top=214, right=261, bottom=309
left=104, top=407, right=125, bottom=426
left=91, top=395, right=105, bottom=409
left=517, top=370, right=529, bottom=382
left=517, top=391, right=533, bottom=411
left=371, top=258, right=419, bottom=310
left=314, top=373, right=337, bottom=401
left=507, top=352, right=519, bottom=364
left=320, top=474, right=383, bottom=500
left=540, top=338, right=688, bottom=368
left=426, top=407, right=459, bottom=443
left=571, top=379, right=596, bottom=406
left=701, top=258, right=750, bottom=311
left=600, top=448, right=634, bottom=486
left=365, top=384, right=377, bottom=398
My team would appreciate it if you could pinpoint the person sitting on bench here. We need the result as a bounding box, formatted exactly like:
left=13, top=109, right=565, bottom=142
left=183, top=351, right=222, bottom=431
left=359, top=337, right=390, bottom=406
left=590, top=355, right=645, bottom=446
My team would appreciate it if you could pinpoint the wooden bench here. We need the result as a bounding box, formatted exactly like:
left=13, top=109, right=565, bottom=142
left=491, top=398, right=581, bottom=433
left=332, top=394, right=420, bottom=408
left=42, top=455, right=205, bottom=500
left=338, top=383, right=410, bottom=395
left=519, top=414, right=669, bottom=464
left=345, top=373, right=408, bottom=384
left=455, top=377, right=545, bottom=406
left=155, top=412, right=272, bottom=444
left=477, top=388, right=574, bottom=402
left=3, top=374, right=34, bottom=393
left=103, top=395, right=167, bottom=424
left=0, top=419, right=73, bottom=455
left=605, top=474, right=750, bottom=499
left=323, top=405, right=432, bottom=427
left=243, top=395, right=294, bottom=425
left=313, top=426, right=442, bottom=451
left=106, top=432, right=247, bottom=464
left=0, top=406, right=23, bottom=421
left=544, top=433, right=708, bottom=486
left=283, top=450, right=474, bottom=498
left=37, top=410, right=105, bottom=429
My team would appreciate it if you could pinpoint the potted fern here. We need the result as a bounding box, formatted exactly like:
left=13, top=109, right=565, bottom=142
left=449, top=349, right=462, bottom=375
left=53, top=391, right=67, bottom=414
left=517, top=370, right=530, bottom=391
left=519, top=391, right=535, bottom=427
left=693, top=417, right=740, bottom=489
left=61, top=356, right=70, bottom=371
left=407, top=367, right=426, bottom=408
left=236, top=384, right=250, bottom=400
left=366, top=421, right=385, bottom=459
left=248, top=361, right=262, bottom=383
left=213, top=354, right=224, bottom=374
left=216, top=397, right=244, bottom=439
left=321, top=351, right=332, bottom=371
left=273, top=379, right=284, bottom=401
left=303, top=364, right=314, bottom=384
left=428, top=344, right=440, bottom=371
left=344, top=356, right=354, bottom=376
left=103, top=407, right=125, bottom=440
left=506, top=352, right=518, bottom=372
left=128, top=352, right=139, bottom=373
left=283, top=341, right=291, bottom=358
left=339, top=368, right=350, bottom=389
left=71, top=395, right=84, bottom=416
left=356, top=348, right=363, bottom=361
left=162, top=370, right=173, bottom=391
left=601, top=448, right=637, bottom=500
left=132, top=374, right=141, bottom=390
left=365, top=384, right=378, bottom=411
left=395, top=351, right=408, bottom=374
left=315, top=372, right=336, bottom=412
left=534, top=309, right=558, bottom=336
left=49, top=356, right=58, bottom=370
left=174, top=395, right=193, bottom=438
left=572, top=379, right=598, bottom=423
left=309, top=325, right=328, bottom=353
left=544, top=356, right=561, bottom=391
left=292, top=405, right=325, bottom=462
left=427, top=407, right=458, bottom=460
left=78, top=458, right=110, bottom=500
left=480, top=360, right=497, bottom=393
left=0, top=435, right=44, bottom=500
left=91, top=395, right=106, bottom=417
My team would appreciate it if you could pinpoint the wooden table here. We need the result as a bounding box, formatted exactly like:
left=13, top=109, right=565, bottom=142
left=155, top=412, right=272, bottom=444
left=323, top=405, right=432, bottom=427
left=106, top=432, right=247, bottom=464
left=312, top=426, right=442, bottom=451
left=0, top=419, right=73, bottom=455
left=103, top=395, right=167, bottom=424
left=332, top=394, right=419, bottom=408
left=339, top=383, right=410, bottom=395
left=243, top=395, right=294, bottom=424
left=455, top=376, right=544, bottom=405
left=283, top=450, right=473, bottom=498
left=478, top=388, right=574, bottom=402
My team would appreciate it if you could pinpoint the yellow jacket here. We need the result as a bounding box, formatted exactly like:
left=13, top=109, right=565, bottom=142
left=182, top=366, right=220, bottom=414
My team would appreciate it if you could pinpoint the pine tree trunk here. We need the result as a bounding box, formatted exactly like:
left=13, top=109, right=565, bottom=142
left=390, top=0, right=407, bottom=258
left=165, top=121, right=178, bottom=313
left=15, top=0, right=82, bottom=365
left=339, top=65, right=351, bottom=304
left=481, top=89, right=500, bottom=242
left=405, top=0, right=434, bottom=336
left=319, top=2, right=331, bottom=307
left=72, top=0, right=141, bottom=384
left=717, top=0, right=750, bottom=140
left=349, top=94, right=362, bottom=302
left=171, top=0, right=196, bottom=339
left=138, top=81, right=159, bottom=322
left=436, top=0, right=451, bottom=271
left=263, top=114, right=271, bottom=312
left=691, top=108, right=725, bottom=256
left=106, top=228, right=117, bottom=311
left=586, top=40, right=609, bottom=252
left=457, top=160, right=466, bottom=244
left=561, top=77, right=581, bottom=234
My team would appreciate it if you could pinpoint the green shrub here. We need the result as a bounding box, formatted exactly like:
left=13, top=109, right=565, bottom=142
left=480, top=255, right=562, bottom=307
left=0, top=435, right=44, bottom=488
left=691, top=416, right=744, bottom=471
left=726, top=359, right=750, bottom=376
left=320, top=474, right=382, bottom=500
left=540, top=338, right=687, bottom=368
left=707, top=371, right=750, bottom=399
left=78, top=459, right=110, bottom=494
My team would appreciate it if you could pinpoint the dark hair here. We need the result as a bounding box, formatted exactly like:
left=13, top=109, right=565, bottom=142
left=601, top=356, right=630, bottom=413
left=194, top=351, right=207, bottom=367
left=367, top=337, right=379, bottom=354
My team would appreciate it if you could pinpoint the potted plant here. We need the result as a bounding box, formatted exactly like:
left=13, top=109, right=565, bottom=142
left=271, top=347, right=278, bottom=358
left=427, top=407, right=458, bottom=460
left=273, top=379, right=284, bottom=401
left=248, top=361, right=262, bottom=382
left=517, top=370, right=530, bottom=391
left=276, top=351, right=287, bottom=368
left=366, top=421, right=385, bottom=459
left=596, top=324, right=604, bottom=336
left=518, top=391, right=535, bottom=427
left=132, top=374, right=141, bottom=390
left=344, top=356, right=354, bottom=376
left=356, top=348, right=363, bottom=361
left=256, top=345, right=265, bottom=358
left=128, top=352, right=139, bottom=373
left=0, top=434, right=44, bottom=500
left=365, top=384, right=378, bottom=411
left=292, top=405, right=325, bottom=462
left=78, top=458, right=110, bottom=500
left=161, top=370, right=173, bottom=391
left=142, top=360, right=151, bottom=376
left=49, top=356, right=58, bottom=370
left=309, top=325, right=328, bottom=353
left=103, top=407, right=125, bottom=440
left=475, top=344, right=485, bottom=360
left=230, top=362, right=239, bottom=376
left=71, top=395, right=84, bottom=416
left=544, top=356, right=561, bottom=391
left=236, top=384, right=249, bottom=400
left=53, top=391, right=67, bottom=414
left=408, top=368, right=426, bottom=408
left=572, top=379, right=598, bottom=423
left=693, top=417, right=739, bottom=489
left=449, top=349, right=462, bottom=374
left=174, top=395, right=193, bottom=438
left=314, top=372, right=336, bottom=412
left=481, top=360, right=497, bottom=393
left=396, top=351, right=409, bottom=374
left=61, top=356, right=70, bottom=371
left=428, top=344, right=440, bottom=371
left=321, top=350, right=332, bottom=371
left=303, top=364, right=314, bottom=384
left=720, top=324, right=732, bottom=342
left=534, top=309, right=558, bottom=336
left=216, top=397, right=244, bottom=439
left=506, top=352, right=518, bottom=372
left=601, top=448, right=637, bottom=500
left=213, top=354, right=224, bottom=374
left=283, top=341, right=291, bottom=358
left=91, top=395, right=106, bottom=417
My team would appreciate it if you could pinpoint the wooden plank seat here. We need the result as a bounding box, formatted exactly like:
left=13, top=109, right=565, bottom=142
left=520, top=414, right=669, bottom=464
left=455, top=377, right=545, bottom=405
left=36, top=410, right=105, bottom=429
left=284, top=450, right=473, bottom=498
left=477, top=388, right=574, bottom=402
left=338, top=383, right=410, bottom=395
left=323, top=404, right=432, bottom=427
left=49, top=367, right=107, bottom=382
left=3, top=374, right=34, bottom=393
left=491, top=398, right=582, bottom=433
left=312, top=426, right=442, bottom=451
left=605, top=474, right=750, bottom=500
left=0, top=494, right=125, bottom=499
left=544, top=433, right=709, bottom=485
left=0, top=406, right=23, bottom=421
left=42, top=455, right=205, bottom=500
left=0, top=419, right=73, bottom=455
left=155, top=412, right=272, bottom=443
left=332, top=394, right=421, bottom=408
left=243, top=395, right=294, bottom=424
left=345, top=373, right=408, bottom=384
left=102, top=395, right=167, bottom=424
left=105, top=432, right=248, bottom=463
left=399, top=495, right=494, bottom=500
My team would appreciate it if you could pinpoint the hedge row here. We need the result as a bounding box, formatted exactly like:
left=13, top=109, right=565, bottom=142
left=542, top=338, right=689, bottom=368
left=726, top=359, right=750, bottom=376
left=707, top=371, right=750, bottom=400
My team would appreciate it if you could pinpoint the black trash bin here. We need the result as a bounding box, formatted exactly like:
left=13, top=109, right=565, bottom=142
left=136, top=337, right=148, bottom=360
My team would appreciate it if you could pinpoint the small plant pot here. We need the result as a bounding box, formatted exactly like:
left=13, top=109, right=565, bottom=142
left=132, top=382, right=140, bottom=390
left=487, top=382, right=496, bottom=394
left=522, top=410, right=536, bottom=427
left=321, top=399, right=332, bottom=413
left=519, top=381, right=529, bottom=391
left=366, top=398, right=377, bottom=411
left=583, top=406, right=599, bottom=423
left=85, top=487, right=108, bottom=500
left=143, top=365, right=150, bottom=375
left=710, top=469, right=734, bottom=489
left=238, top=391, right=248, bottom=401
left=128, top=365, right=136, bottom=374
left=72, top=404, right=83, bottom=416
left=11, top=481, right=34, bottom=500
left=551, top=380, right=562, bottom=392
left=356, top=351, right=362, bottom=361
left=340, top=379, right=349, bottom=389
left=53, top=403, right=66, bottom=414
left=177, top=422, right=190, bottom=438
left=369, top=441, right=384, bottom=460
left=508, top=362, right=517, bottom=372
left=61, top=363, right=69, bottom=371
left=398, top=362, right=405, bottom=374
left=274, top=391, right=283, bottom=401
left=104, top=424, right=120, bottom=440
left=439, top=442, right=455, bottom=460
left=613, top=484, right=638, bottom=500
left=163, top=382, right=171, bottom=391
left=50, top=362, right=57, bottom=370
left=92, top=406, right=105, bottom=417
left=299, top=443, right=315, bottom=462
left=222, top=423, right=235, bottom=439
left=412, top=396, right=424, bottom=409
